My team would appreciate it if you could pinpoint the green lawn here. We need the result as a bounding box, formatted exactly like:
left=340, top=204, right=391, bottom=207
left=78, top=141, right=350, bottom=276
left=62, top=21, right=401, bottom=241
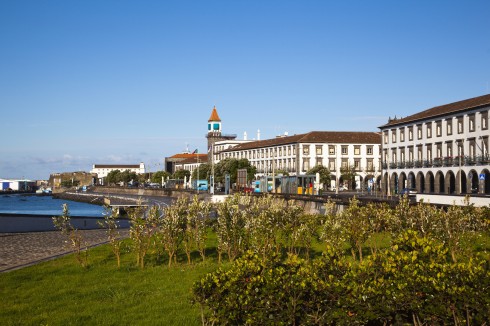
left=1, top=230, right=488, bottom=325
left=0, top=243, right=220, bottom=325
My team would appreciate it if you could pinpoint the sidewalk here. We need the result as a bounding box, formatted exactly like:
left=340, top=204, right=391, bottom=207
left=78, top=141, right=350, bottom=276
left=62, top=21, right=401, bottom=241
left=0, top=229, right=128, bottom=272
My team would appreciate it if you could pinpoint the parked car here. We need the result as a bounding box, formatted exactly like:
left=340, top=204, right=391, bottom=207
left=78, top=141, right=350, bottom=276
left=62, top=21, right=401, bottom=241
left=400, top=188, right=417, bottom=196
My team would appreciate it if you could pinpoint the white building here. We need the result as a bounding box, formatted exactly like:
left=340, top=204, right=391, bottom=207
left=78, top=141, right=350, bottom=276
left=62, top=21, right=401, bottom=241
left=213, top=131, right=382, bottom=190
left=0, top=179, right=36, bottom=191
left=379, top=94, right=490, bottom=195
left=90, top=163, right=146, bottom=180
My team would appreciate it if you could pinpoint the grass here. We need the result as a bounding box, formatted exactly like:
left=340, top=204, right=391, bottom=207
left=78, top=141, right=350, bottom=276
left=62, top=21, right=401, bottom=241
left=0, top=242, right=220, bottom=326
left=1, top=229, right=488, bottom=325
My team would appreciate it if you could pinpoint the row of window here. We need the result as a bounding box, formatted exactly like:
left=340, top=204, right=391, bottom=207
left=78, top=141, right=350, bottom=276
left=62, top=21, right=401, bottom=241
left=384, top=111, right=489, bottom=145
left=253, top=158, right=377, bottom=173
left=217, top=144, right=378, bottom=160
left=384, top=137, right=489, bottom=163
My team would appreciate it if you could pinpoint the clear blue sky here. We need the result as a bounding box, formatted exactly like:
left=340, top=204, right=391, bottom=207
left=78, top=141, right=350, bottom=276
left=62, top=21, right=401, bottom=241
left=1, top=0, right=489, bottom=180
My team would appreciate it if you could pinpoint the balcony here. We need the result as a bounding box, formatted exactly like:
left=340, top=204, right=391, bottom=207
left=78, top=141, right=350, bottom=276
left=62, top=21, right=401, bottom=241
left=414, top=160, right=423, bottom=168
left=453, top=156, right=463, bottom=166
left=464, top=155, right=476, bottom=165
left=476, top=154, right=490, bottom=165
left=432, top=157, right=442, bottom=167
left=443, top=157, right=453, bottom=166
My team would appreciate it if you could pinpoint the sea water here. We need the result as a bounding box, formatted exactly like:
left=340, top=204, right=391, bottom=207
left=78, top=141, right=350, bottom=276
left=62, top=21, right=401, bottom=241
left=0, top=194, right=105, bottom=217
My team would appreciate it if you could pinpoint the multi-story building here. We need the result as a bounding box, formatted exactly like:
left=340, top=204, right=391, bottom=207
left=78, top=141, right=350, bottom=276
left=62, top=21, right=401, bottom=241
left=90, top=163, right=146, bottom=182
left=213, top=131, right=382, bottom=189
left=171, top=153, right=208, bottom=174
left=379, top=94, right=490, bottom=195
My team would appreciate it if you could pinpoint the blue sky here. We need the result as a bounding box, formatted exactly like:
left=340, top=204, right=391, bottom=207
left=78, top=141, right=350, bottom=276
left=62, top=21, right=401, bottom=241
left=1, top=0, right=489, bottom=180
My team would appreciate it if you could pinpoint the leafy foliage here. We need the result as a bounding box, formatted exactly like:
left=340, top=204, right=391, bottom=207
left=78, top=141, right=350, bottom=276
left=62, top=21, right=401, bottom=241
left=306, top=165, right=331, bottom=188
left=151, top=170, right=170, bottom=184
left=193, top=231, right=490, bottom=325
left=173, top=169, right=191, bottom=180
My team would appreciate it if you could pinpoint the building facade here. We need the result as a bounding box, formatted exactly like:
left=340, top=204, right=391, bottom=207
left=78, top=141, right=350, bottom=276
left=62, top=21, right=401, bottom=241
left=214, top=131, right=382, bottom=189
left=90, top=163, right=146, bottom=179
left=379, top=94, right=490, bottom=195
left=171, top=153, right=208, bottom=174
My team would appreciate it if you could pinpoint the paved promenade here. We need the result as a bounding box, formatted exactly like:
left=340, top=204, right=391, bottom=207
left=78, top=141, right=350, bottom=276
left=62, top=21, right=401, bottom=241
left=0, top=229, right=129, bottom=272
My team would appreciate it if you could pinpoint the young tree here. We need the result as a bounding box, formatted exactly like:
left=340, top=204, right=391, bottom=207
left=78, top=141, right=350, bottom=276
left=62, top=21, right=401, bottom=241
left=215, top=194, right=248, bottom=263
left=52, top=204, right=88, bottom=267
left=173, top=169, right=191, bottom=180
left=161, top=197, right=187, bottom=267
left=191, top=163, right=211, bottom=181
left=98, top=206, right=124, bottom=268
left=128, top=205, right=160, bottom=269
left=307, top=165, right=331, bottom=189
left=151, top=170, right=170, bottom=184
left=340, top=165, right=357, bottom=190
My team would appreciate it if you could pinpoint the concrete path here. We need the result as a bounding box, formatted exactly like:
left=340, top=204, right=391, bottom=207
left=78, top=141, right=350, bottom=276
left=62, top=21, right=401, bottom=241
left=0, top=229, right=128, bottom=272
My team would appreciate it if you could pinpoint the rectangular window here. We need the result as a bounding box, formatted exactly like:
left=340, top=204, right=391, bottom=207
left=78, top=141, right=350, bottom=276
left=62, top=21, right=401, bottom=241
left=329, top=160, right=335, bottom=170
left=417, top=146, right=422, bottom=160
left=482, top=111, right=488, bottom=130
left=354, top=146, right=361, bottom=155
left=458, top=117, right=464, bottom=134
left=329, top=146, right=335, bottom=155
left=316, top=145, right=322, bottom=155
left=400, top=128, right=405, bottom=142
left=391, top=129, right=397, bottom=143
left=408, top=127, right=413, bottom=141
left=469, top=114, right=475, bottom=132
left=436, top=144, right=442, bottom=158
left=341, top=159, right=348, bottom=169
left=426, top=124, right=432, bottom=138
left=409, top=147, right=414, bottom=161
left=341, top=146, right=348, bottom=155
left=367, top=146, right=373, bottom=155
left=383, top=131, right=388, bottom=144
left=292, top=146, right=296, bottom=155
left=303, top=146, right=309, bottom=155
left=303, top=159, right=310, bottom=171
left=367, top=159, right=374, bottom=171
left=436, top=121, right=442, bottom=137
left=427, top=146, right=432, bottom=161
left=354, top=160, right=360, bottom=170
left=417, top=125, right=423, bottom=139
left=447, top=142, right=453, bottom=157
left=447, top=119, right=453, bottom=135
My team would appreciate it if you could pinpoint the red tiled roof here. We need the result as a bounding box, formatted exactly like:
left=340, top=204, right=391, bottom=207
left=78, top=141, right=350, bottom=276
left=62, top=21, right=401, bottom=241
left=380, top=94, right=490, bottom=128
left=94, top=164, right=140, bottom=168
left=177, top=156, right=208, bottom=164
left=220, top=131, right=381, bottom=152
left=169, top=153, right=208, bottom=159
left=208, top=106, right=221, bottom=122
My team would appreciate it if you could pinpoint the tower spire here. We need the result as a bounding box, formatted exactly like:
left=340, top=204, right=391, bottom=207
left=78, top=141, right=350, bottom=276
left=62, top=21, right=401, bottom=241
left=208, top=106, right=221, bottom=122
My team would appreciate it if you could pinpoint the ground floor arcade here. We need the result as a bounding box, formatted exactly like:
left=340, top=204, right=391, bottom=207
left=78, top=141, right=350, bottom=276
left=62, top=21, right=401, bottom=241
left=381, top=167, right=490, bottom=195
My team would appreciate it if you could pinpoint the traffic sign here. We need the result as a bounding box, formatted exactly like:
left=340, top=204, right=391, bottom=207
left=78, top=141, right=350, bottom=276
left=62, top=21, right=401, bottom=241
left=480, top=174, right=486, bottom=181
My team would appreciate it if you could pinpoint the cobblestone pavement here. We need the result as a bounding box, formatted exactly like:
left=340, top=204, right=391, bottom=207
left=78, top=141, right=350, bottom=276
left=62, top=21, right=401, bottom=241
left=0, top=229, right=129, bottom=272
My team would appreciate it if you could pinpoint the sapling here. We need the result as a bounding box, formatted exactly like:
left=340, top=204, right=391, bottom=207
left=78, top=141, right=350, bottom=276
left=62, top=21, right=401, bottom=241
left=52, top=203, right=88, bottom=267
left=98, top=206, right=124, bottom=268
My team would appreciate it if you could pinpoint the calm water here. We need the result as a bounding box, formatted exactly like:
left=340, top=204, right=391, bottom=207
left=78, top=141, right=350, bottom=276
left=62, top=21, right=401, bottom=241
left=0, top=194, right=105, bottom=217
